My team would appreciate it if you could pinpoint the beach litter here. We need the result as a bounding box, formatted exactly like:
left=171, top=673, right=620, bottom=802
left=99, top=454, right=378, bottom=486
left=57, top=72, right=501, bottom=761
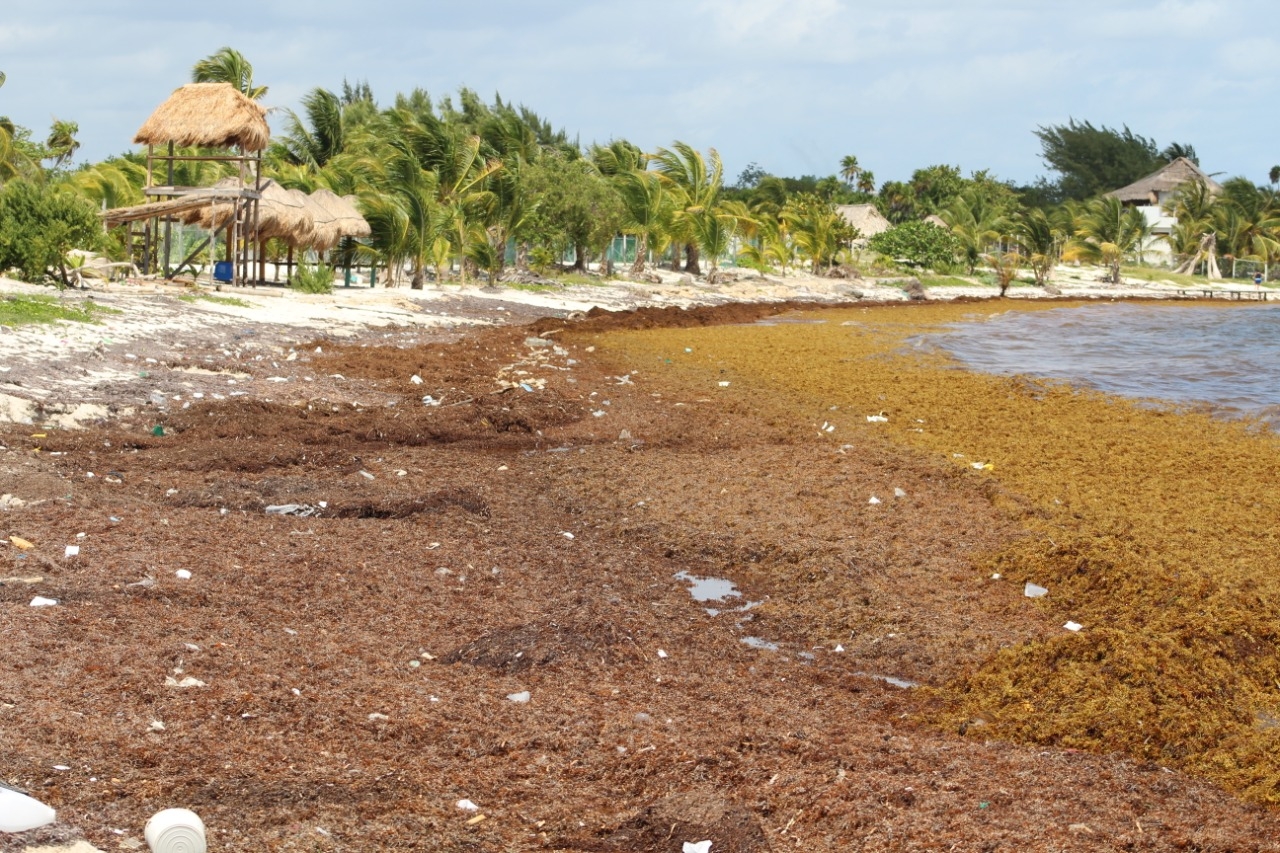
left=0, top=783, right=57, bottom=832
left=29, top=596, right=58, bottom=607
left=144, top=807, right=206, bottom=853
left=683, top=842, right=713, bottom=853
left=506, top=691, right=531, bottom=704
left=1064, top=621, right=1083, bottom=632
left=456, top=799, right=480, bottom=812
left=866, top=412, right=888, bottom=423
left=164, top=676, right=206, bottom=688
left=1024, top=582, right=1048, bottom=598
left=265, top=504, right=321, bottom=517
left=9, top=535, right=34, bottom=550
left=65, top=544, right=80, bottom=558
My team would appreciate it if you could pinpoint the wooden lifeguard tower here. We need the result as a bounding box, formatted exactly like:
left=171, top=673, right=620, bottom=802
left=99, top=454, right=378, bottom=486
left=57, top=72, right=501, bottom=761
left=114, top=82, right=270, bottom=285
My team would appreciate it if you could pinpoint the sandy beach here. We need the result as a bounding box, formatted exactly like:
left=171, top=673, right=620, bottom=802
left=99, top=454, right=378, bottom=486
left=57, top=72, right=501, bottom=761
left=4, top=268, right=1280, bottom=853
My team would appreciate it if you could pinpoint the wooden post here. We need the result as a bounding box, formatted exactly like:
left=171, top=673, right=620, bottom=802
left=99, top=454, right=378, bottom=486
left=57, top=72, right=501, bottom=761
left=162, top=142, right=174, bottom=278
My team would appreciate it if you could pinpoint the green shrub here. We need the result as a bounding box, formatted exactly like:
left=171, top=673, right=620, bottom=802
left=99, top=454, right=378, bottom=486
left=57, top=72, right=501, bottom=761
left=290, top=263, right=334, bottom=294
left=867, top=220, right=961, bottom=270
left=0, top=179, right=102, bottom=285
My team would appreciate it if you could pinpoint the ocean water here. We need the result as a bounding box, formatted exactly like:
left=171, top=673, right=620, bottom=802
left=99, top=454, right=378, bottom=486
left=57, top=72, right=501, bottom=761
left=929, top=303, right=1280, bottom=424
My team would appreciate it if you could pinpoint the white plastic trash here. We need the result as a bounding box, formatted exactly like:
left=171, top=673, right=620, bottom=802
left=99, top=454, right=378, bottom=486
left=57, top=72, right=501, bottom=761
left=1024, top=582, right=1048, bottom=598
left=29, top=596, right=57, bottom=607
left=0, top=785, right=56, bottom=832
left=144, top=807, right=206, bottom=853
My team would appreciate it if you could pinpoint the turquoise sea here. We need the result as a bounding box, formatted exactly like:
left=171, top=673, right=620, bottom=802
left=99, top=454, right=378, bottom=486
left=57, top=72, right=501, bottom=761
left=930, top=303, right=1280, bottom=425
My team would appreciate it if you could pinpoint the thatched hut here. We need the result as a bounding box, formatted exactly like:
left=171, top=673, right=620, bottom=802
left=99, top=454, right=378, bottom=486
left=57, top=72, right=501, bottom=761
left=1107, top=157, right=1222, bottom=207
left=133, top=83, right=270, bottom=152
left=307, top=189, right=371, bottom=252
left=836, top=204, right=893, bottom=244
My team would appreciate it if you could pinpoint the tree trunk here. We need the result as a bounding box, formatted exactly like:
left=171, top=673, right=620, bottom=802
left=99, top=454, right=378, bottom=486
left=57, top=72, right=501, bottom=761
left=516, top=241, right=530, bottom=272
left=631, top=234, right=648, bottom=273
left=572, top=242, right=587, bottom=272
left=669, top=243, right=681, bottom=271
left=410, top=263, right=425, bottom=290
left=683, top=243, right=701, bottom=275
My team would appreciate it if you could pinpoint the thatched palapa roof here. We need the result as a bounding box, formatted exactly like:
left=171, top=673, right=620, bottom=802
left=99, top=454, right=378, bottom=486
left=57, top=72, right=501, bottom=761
left=305, top=189, right=372, bottom=253
left=836, top=204, right=892, bottom=240
left=133, top=82, right=270, bottom=152
left=1107, top=157, right=1222, bottom=205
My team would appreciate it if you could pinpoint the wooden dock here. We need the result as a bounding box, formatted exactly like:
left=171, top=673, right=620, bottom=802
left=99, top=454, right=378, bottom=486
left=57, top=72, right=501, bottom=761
left=1176, top=288, right=1273, bottom=301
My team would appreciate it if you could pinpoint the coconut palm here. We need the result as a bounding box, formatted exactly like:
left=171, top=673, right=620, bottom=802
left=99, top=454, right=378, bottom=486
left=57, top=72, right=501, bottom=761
left=191, top=47, right=267, bottom=99
left=653, top=141, right=723, bottom=274
left=273, top=88, right=347, bottom=171
left=781, top=193, right=850, bottom=274
left=614, top=169, right=672, bottom=273
left=45, top=119, right=80, bottom=169
left=941, top=188, right=1008, bottom=273
left=839, top=155, right=860, bottom=189
left=1009, top=208, right=1061, bottom=286
left=856, top=169, right=876, bottom=195
left=59, top=158, right=146, bottom=209
left=1070, top=195, right=1150, bottom=283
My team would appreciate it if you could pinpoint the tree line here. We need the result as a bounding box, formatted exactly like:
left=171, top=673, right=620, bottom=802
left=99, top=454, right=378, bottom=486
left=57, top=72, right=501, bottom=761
left=1, top=49, right=1278, bottom=289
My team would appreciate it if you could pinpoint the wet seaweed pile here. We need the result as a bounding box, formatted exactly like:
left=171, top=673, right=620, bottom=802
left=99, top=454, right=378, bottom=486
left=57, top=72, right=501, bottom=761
left=586, top=300, right=1280, bottom=805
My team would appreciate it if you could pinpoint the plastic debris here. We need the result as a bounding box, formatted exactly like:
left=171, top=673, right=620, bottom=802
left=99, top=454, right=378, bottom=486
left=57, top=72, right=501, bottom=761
left=265, top=504, right=320, bottom=517
left=466, top=814, right=487, bottom=826
left=718, top=381, right=730, bottom=387
left=0, top=785, right=57, bottom=832
left=422, top=395, right=441, bottom=406
left=359, top=470, right=375, bottom=480
left=1024, top=582, right=1049, bottom=598
left=8, top=536, right=34, bottom=550
left=410, top=375, right=423, bottom=385
left=175, top=570, right=192, bottom=580
left=368, top=712, right=390, bottom=722
left=562, top=532, right=574, bottom=540
left=1064, top=621, right=1083, bottom=632
left=149, top=720, right=166, bottom=732
left=834, top=644, right=845, bottom=652
left=65, top=544, right=80, bottom=558
left=506, top=691, right=531, bottom=704
left=164, top=676, right=207, bottom=688
left=683, top=842, right=713, bottom=853
left=971, top=461, right=994, bottom=471
left=145, top=808, right=206, bottom=853
left=868, top=496, right=881, bottom=505
left=151, top=425, right=165, bottom=437
left=866, top=413, right=888, bottom=423
left=29, top=596, right=57, bottom=607
left=456, top=799, right=480, bottom=812
left=894, top=487, right=907, bottom=498
left=657, top=649, right=669, bottom=659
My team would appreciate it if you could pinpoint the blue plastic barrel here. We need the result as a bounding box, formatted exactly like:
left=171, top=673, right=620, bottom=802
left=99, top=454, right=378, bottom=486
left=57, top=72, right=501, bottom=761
left=213, top=261, right=233, bottom=283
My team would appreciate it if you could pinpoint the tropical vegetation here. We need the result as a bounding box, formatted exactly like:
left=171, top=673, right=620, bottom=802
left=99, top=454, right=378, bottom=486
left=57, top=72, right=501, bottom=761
left=0, top=50, right=1278, bottom=291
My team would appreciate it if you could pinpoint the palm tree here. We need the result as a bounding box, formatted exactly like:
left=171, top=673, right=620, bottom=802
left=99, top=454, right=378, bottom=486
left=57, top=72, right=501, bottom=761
left=839, top=155, right=860, bottom=189
left=1009, top=208, right=1061, bottom=286
left=614, top=170, right=672, bottom=273
left=273, top=88, right=346, bottom=170
left=45, top=119, right=80, bottom=169
left=191, top=47, right=267, bottom=99
left=940, top=188, right=1008, bottom=273
left=1070, top=195, right=1150, bottom=283
left=1269, top=165, right=1279, bottom=188
left=856, top=169, right=876, bottom=195
left=653, top=141, right=723, bottom=274
left=781, top=193, right=849, bottom=274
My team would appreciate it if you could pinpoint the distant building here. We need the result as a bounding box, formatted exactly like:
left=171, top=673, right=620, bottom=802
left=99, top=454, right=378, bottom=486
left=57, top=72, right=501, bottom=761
left=836, top=204, right=893, bottom=245
left=1106, top=157, right=1222, bottom=263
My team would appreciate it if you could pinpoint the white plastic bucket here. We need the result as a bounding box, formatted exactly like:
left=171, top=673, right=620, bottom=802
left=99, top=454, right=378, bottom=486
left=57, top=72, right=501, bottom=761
left=144, top=808, right=206, bottom=853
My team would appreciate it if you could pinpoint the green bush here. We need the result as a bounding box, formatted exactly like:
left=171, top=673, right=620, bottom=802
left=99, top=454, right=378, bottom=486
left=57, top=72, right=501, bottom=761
left=867, top=220, right=961, bottom=270
left=0, top=180, right=102, bottom=284
left=290, top=263, right=335, bottom=294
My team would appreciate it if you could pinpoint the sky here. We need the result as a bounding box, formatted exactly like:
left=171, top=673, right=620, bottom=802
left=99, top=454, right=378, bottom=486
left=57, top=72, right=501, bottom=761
left=2, top=0, right=1276, bottom=189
